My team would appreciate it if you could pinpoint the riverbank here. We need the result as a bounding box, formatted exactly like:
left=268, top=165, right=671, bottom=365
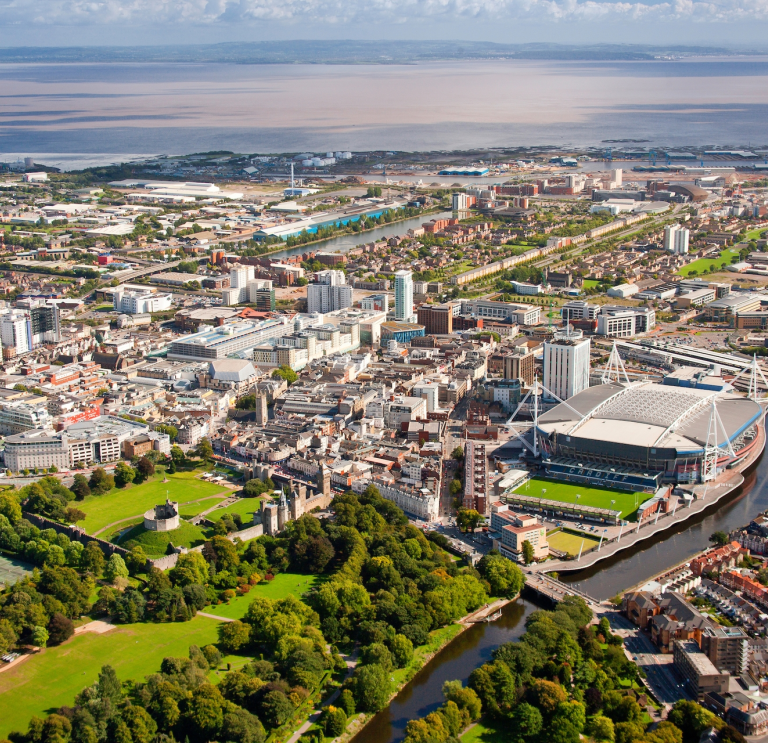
left=344, top=595, right=522, bottom=743
left=252, top=204, right=446, bottom=260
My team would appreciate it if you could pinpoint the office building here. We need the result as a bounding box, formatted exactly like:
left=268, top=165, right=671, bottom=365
left=360, top=294, right=389, bottom=313
left=0, top=398, right=50, bottom=435
left=503, top=347, right=536, bottom=385
left=596, top=306, right=656, bottom=338
left=113, top=288, right=172, bottom=315
left=417, top=303, right=454, bottom=335
left=167, top=318, right=291, bottom=360
left=542, top=329, right=591, bottom=401
left=664, top=225, right=690, bottom=255
left=460, top=299, right=540, bottom=326
left=490, top=502, right=549, bottom=561
left=307, top=271, right=353, bottom=314
left=0, top=310, right=31, bottom=357
left=412, top=382, right=440, bottom=413
left=3, top=429, right=71, bottom=472
left=673, top=641, right=729, bottom=699
left=394, top=270, right=415, bottom=322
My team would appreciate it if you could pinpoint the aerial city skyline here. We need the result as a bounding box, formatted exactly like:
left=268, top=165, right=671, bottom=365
left=2, top=7, right=768, bottom=743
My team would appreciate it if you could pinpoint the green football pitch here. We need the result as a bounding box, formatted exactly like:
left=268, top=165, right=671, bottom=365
left=512, top=478, right=642, bottom=519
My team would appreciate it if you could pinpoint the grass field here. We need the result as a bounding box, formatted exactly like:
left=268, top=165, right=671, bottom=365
left=121, top=520, right=208, bottom=556
left=547, top=528, right=601, bottom=555
left=512, top=477, right=641, bottom=519
left=206, top=497, right=265, bottom=523
left=677, top=248, right=740, bottom=277
left=80, top=472, right=229, bottom=534
left=582, top=279, right=600, bottom=289
left=461, top=720, right=511, bottom=743
left=744, top=228, right=766, bottom=241
left=210, top=572, right=323, bottom=619
left=0, top=552, right=34, bottom=586
left=0, top=616, right=221, bottom=738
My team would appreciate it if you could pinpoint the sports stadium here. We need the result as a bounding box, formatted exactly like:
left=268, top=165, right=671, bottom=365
left=535, top=380, right=763, bottom=488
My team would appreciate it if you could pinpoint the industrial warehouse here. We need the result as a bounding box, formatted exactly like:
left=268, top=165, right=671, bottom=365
left=535, top=380, right=763, bottom=486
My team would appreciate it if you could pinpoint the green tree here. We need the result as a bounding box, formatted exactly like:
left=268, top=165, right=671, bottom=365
left=89, top=467, right=115, bottom=495
left=81, top=541, right=106, bottom=575
left=71, top=473, right=91, bottom=500
left=195, top=438, right=214, bottom=465
left=390, top=633, right=414, bottom=668
left=456, top=508, right=482, bottom=533
left=260, top=690, right=294, bottom=728
left=220, top=620, right=251, bottom=652
left=324, top=706, right=348, bottom=738
left=104, top=553, right=129, bottom=583
left=522, top=540, right=535, bottom=565
left=451, top=446, right=464, bottom=461
left=0, top=492, right=21, bottom=523
left=586, top=715, right=616, bottom=742
left=114, top=461, right=136, bottom=488
left=32, top=625, right=49, bottom=648
left=63, top=506, right=86, bottom=523
left=709, top=531, right=729, bottom=546
left=353, top=663, right=391, bottom=713
left=186, top=683, right=225, bottom=739
left=477, top=552, right=525, bottom=597
left=511, top=702, right=543, bottom=739
left=668, top=700, right=722, bottom=743
left=272, top=365, right=298, bottom=385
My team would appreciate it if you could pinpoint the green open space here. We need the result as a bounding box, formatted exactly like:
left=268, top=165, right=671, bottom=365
left=512, top=477, right=642, bottom=519
left=0, top=552, right=34, bottom=586
left=547, top=528, right=601, bottom=555
left=744, top=228, right=766, bottom=241
left=80, top=472, right=229, bottom=534
left=582, top=279, right=600, bottom=289
left=0, top=615, right=221, bottom=738
left=460, top=719, right=510, bottom=743
left=120, top=520, right=208, bottom=556
left=206, top=497, right=265, bottom=523
left=210, top=572, right=323, bottom=619
left=677, top=248, right=740, bottom=277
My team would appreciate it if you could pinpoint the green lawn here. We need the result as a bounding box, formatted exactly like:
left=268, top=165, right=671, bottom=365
left=743, top=228, right=766, bottom=241
left=461, top=719, right=511, bottom=743
left=512, top=477, right=642, bottom=518
left=547, top=528, right=602, bottom=555
left=0, top=616, right=221, bottom=738
left=121, top=520, right=208, bottom=557
left=677, top=248, right=740, bottom=277
left=210, top=572, right=323, bottom=619
left=80, top=472, right=229, bottom=534
left=582, top=279, right=600, bottom=289
left=206, top=497, right=265, bottom=523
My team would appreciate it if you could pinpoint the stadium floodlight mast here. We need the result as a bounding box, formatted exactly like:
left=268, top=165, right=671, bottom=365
left=505, top=377, right=583, bottom=458
left=702, top=397, right=737, bottom=483
left=730, top=354, right=768, bottom=404
left=601, top=341, right=631, bottom=385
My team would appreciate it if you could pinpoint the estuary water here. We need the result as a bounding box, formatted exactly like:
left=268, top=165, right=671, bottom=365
left=3, top=58, right=768, bottom=160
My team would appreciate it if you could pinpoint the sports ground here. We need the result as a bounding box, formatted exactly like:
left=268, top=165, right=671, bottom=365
left=512, top=477, right=642, bottom=519
left=547, top=528, right=601, bottom=555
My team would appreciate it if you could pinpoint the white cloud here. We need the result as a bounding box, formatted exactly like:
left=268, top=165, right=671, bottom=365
left=3, top=0, right=768, bottom=25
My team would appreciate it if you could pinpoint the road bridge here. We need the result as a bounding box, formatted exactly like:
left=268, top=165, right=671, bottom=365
left=524, top=571, right=600, bottom=607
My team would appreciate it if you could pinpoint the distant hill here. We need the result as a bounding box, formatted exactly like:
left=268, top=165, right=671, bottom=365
left=0, top=41, right=734, bottom=65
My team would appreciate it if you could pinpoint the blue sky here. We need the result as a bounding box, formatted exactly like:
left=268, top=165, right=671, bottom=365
left=3, top=0, right=768, bottom=47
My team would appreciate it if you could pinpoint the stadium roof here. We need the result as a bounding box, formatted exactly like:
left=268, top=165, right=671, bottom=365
left=537, top=381, right=761, bottom=452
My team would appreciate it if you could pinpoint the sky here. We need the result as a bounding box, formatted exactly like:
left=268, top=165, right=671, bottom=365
left=2, top=0, right=768, bottom=47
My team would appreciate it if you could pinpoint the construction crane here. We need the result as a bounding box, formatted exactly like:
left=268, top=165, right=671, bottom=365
left=604, top=147, right=612, bottom=163
left=648, top=149, right=657, bottom=166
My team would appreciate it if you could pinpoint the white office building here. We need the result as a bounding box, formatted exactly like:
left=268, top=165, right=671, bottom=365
left=412, top=382, right=440, bottom=413
left=307, top=270, right=353, bottom=314
left=394, top=270, right=415, bottom=322
left=113, top=288, right=172, bottom=314
left=542, top=330, right=591, bottom=401
left=664, top=225, right=690, bottom=255
left=0, top=311, right=31, bottom=357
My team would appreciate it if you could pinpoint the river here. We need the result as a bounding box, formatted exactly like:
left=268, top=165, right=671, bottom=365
left=266, top=210, right=453, bottom=261
left=352, top=449, right=768, bottom=743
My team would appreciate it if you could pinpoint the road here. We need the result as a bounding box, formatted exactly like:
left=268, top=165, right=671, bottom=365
left=601, top=609, right=692, bottom=708
left=441, top=396, right=469, bottom=517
